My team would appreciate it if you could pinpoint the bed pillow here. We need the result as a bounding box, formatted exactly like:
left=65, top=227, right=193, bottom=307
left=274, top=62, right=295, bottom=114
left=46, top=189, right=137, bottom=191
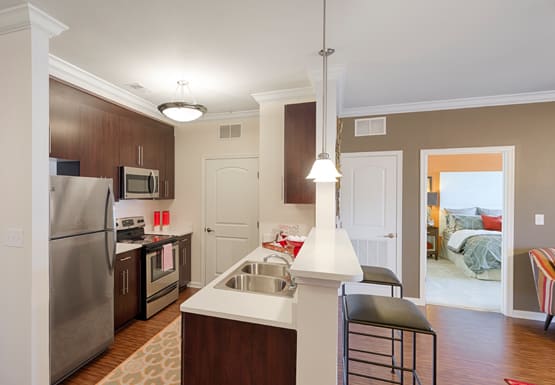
left=477, top=207, right=503, bottom=216
left=481, top=215, right=502, bottom=231
left=446, top=214, right=484, bottom=231
left=444, top=207, right=478, bottom=216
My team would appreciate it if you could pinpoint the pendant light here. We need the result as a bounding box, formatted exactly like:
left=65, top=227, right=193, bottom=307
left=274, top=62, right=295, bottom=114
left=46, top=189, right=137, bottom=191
left=158, top=80, right=207, bottom=122
left=306, top=0, right=342, bottom=183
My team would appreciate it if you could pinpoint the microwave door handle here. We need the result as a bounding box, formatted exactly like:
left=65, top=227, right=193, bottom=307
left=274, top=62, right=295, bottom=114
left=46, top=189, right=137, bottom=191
left=148, top=171, right=155, bottom=194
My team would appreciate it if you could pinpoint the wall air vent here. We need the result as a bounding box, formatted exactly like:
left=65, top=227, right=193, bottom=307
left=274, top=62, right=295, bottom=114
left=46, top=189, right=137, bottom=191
left=219, top=123, right=242, bottom=139
left=354, top=117, right=386, bottom=137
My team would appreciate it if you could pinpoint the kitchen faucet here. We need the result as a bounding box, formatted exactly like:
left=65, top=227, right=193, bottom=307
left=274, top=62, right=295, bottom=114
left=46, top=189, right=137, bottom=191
left=263, top=254, right=297, bottom=288
left=263, top=253, right=291, bottom=268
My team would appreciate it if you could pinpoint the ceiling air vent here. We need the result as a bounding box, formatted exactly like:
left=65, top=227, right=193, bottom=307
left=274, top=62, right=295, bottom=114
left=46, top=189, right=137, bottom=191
left=219, top=123, right=242, bottom=139
left=355, top=117, right=386, bottom=137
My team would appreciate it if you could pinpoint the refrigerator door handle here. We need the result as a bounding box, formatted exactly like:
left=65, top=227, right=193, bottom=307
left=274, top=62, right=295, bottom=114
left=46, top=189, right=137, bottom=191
left=104, top=185, right=116, bottom=272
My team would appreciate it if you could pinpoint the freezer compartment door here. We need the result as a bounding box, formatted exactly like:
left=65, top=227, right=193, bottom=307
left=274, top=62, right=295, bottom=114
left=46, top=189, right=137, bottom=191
left=50, top=175, right=114, bottom=239
left=50, top=231, right=114, bottom=384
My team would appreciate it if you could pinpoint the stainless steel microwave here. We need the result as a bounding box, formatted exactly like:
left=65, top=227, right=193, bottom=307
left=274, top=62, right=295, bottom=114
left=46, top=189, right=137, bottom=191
left=120, top=166, right=159, bottom=199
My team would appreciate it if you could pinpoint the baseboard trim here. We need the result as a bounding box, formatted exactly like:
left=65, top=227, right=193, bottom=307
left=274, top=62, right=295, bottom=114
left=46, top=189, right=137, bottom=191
left=405, top=297, right=425, bottom=306
left=187, top=281, right=203, bottom=289
left=509, top=309, right=545, bottom=322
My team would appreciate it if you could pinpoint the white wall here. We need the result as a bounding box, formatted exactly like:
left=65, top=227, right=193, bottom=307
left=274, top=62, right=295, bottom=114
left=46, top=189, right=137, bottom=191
left=170, top=116, right=259, bottom=285
left=115, top=199, right=174, bottom=231
left=0, top=24, right=53, bottom=385
left=258, top=98, right=316, bottom=239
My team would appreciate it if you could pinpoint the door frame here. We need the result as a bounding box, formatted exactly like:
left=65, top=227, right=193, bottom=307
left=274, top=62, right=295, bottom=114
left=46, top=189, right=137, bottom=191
left=201, top=153, right=259, bottom=286
left=340, top=151, right=403, bottom=284
left=419, top=146, right=515, bottom=316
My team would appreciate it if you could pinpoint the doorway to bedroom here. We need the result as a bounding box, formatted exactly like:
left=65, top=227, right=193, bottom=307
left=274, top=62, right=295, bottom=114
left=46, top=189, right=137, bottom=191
left=420, top=147, right=514, bottom=314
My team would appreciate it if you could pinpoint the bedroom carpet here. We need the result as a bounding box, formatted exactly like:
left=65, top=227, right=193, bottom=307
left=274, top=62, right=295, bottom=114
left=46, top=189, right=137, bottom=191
left=426, top=258, right=501, bottom=311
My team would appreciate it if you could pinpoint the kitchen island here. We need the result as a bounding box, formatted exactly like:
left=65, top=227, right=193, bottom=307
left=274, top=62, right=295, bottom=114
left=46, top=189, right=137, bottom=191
left=180, top=228, right=362, bottom=385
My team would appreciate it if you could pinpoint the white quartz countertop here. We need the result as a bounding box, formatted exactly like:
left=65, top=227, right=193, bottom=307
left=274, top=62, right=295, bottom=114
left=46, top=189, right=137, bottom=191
left=290, top=228, right=363, bottom=282
left=116, top=243, right=142, bottom=254
left=146, top=225, right=193, bottom=237
left=180, top=247, right=296, bottom=329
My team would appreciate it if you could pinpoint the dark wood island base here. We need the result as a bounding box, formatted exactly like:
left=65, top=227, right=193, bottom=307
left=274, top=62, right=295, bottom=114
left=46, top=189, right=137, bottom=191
left=181, top=312, right=297, bottom=385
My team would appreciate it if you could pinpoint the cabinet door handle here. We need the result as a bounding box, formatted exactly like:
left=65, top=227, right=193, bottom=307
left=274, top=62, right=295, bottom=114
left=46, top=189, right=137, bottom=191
left=120, top=256, right=131, bottom=261
left=137, top=145, right=141, bottom=166
left=122, top=271, right=126, bottom=295
left=140, top=145, right=144, bottom=166
left=125, top=269, right=129, bottom=294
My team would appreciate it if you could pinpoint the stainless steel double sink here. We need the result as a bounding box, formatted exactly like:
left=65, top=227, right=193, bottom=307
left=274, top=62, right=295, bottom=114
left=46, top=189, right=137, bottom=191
left=215, top=260, right=296, bottom=297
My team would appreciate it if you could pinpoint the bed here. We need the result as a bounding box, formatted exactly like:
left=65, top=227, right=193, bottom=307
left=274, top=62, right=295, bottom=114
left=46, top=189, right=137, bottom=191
left=440, top=207, right=502, bottom=281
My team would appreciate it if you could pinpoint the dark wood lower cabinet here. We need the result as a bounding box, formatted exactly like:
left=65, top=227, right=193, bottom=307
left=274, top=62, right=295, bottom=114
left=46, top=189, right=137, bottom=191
left=178, top=234, right=192, bottom=290
left=182, top=313, right=297, bottom=385
left=114, top=249, right=141, bottom=330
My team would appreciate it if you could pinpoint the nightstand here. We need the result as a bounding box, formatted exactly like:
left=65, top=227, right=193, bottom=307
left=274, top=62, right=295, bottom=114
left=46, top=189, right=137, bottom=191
left=427, top=226, right=439, bottom=260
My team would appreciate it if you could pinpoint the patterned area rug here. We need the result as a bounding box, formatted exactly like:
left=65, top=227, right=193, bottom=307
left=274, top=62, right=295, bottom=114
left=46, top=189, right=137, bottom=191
left=97, top=317, right=181, bottom=385
left=505, top=379, right=537, bottom=385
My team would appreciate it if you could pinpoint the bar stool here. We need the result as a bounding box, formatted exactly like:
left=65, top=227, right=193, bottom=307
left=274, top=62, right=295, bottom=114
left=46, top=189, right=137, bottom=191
left=343, top=294, right=437, bottom=385
left=342, top=265, right=404, bottom=376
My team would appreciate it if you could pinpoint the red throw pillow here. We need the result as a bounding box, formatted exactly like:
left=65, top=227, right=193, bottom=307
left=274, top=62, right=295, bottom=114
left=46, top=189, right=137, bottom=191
left=481, top=214, right=502, bottom=231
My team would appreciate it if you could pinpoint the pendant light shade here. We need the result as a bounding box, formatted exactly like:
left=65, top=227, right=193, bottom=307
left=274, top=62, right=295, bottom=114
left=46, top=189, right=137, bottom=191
left=306, top=0, right=342, bottom=183
left=158, top=80, right=207, bottom=122
left=306, top=153, right=342, bottom=182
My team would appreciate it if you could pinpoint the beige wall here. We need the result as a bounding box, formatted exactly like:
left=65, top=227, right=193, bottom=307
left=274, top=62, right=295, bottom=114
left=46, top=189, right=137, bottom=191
left=170, top=116, right=259, bottom=285
left=258, top=98, right=315, bottom=239
left=341, top=102, right=555, bottom=311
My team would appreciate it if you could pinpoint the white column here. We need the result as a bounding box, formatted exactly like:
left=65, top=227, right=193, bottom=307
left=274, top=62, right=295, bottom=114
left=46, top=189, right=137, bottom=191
left=0, top=4, right=66, bottom=385
left=314, top=77, right=338, bottom=229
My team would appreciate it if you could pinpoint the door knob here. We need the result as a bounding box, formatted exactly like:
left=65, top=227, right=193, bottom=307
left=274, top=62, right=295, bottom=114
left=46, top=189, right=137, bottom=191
left=205, top=227, right=214, bottom=233
left=383, top=233, right=396, bottom=239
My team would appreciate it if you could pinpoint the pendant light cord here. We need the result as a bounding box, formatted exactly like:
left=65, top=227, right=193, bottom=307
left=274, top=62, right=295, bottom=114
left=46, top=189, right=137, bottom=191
left=321, top=0, right=327, bottom=155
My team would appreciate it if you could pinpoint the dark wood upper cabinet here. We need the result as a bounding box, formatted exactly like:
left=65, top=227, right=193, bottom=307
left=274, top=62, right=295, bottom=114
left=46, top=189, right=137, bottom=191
left=158, top=124, right=175, bottom=199
left=284, top=101, right=316, bottom=204
left=49, top=79, right=81, bottom=161
left=49, top=78, right=175, bottom=201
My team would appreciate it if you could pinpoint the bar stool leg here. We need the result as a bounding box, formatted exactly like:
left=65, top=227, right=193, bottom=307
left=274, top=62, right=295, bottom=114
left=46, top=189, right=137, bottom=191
left=412, top=333, right=417, bottom=385
left=400, top=330, right=404, bottom=385
left=432, top=333, right=437, bottom=385
left=390, top=285, right=395, bottom=373
left=343, top=299, right=349, bottom=385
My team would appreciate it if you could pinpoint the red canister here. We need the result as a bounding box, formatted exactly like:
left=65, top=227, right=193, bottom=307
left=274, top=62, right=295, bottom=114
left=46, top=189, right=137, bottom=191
left=153, top=211, right=161, bottom=226
left=162, top=210, right=170, bottom=226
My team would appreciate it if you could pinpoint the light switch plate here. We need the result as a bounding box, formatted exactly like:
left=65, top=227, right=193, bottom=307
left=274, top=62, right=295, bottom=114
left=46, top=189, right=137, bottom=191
left=4, top=228, right=24, bottom=248
left=535, top=214, right=544, bottom=226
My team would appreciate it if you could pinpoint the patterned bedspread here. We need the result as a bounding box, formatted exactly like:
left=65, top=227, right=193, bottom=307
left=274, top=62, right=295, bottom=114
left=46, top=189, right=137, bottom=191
left=447, top=230, right=502, bottom=274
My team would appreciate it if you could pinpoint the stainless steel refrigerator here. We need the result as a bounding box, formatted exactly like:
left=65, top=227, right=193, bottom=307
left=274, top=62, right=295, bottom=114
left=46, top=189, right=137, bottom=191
left=49, top=176, right=116, bottom=384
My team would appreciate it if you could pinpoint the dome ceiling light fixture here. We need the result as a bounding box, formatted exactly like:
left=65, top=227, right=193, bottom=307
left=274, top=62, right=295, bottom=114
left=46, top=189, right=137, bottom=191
left=157, top=80, right=207, bottom=122
left=306, top=0, right=342, bottom=183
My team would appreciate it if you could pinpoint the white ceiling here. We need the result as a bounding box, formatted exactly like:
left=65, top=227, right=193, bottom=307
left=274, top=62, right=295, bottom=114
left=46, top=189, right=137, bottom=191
left=4, top=0, right=555, bottom=115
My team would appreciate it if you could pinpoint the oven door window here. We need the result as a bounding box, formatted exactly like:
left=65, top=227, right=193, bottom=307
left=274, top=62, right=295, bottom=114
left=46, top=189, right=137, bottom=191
left=150, top=247, right=177, bottom=281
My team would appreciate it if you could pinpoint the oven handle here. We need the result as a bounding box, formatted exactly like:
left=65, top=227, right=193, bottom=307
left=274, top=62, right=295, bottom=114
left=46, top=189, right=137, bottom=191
left=147, top=282, right=178, bottom=303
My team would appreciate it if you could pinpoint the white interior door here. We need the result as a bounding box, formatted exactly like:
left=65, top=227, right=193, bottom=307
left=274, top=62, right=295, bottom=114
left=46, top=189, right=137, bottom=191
left=340, top=152, right=401, bottom=295
left=204, top=157, right=259, bottom=284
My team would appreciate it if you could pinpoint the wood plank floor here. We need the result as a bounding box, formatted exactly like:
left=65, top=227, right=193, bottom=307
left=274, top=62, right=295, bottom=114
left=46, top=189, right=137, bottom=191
left=341, top=305, right=555, bottom=385
left=62, top=288, right=198, bottom=385
left=63, top=289, right=555, bottom=385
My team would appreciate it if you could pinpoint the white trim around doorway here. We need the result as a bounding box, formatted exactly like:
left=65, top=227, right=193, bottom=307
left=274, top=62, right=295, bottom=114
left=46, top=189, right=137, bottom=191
left=200, top=153, right=259, bottom=287
left=419, top=146, right=515, bottom=316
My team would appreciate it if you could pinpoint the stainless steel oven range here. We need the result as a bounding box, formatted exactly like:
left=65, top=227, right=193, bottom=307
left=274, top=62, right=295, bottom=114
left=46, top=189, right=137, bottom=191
left=116, top=216, right=179, bottom=319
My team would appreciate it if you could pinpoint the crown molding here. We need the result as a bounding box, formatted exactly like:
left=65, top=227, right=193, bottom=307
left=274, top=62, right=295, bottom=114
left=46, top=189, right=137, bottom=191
left=49, top=54, right=171, bottom=123
left=0, top=3, right=67, bottom=37
left=339, top=90, right=555, bottom=118
left=199, top=109, right=259, bottom=122
left=251, top=87, right=315, bottom=104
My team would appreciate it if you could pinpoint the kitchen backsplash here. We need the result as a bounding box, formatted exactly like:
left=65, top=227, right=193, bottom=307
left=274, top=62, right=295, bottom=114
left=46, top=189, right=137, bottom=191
left=114, top=200, right=175, bottom=230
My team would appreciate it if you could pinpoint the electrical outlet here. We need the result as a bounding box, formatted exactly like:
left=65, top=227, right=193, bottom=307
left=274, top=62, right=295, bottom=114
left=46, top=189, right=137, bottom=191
left=535, top=214, right=544, bottom=226
left=4, top=228, right=24, bottom=248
